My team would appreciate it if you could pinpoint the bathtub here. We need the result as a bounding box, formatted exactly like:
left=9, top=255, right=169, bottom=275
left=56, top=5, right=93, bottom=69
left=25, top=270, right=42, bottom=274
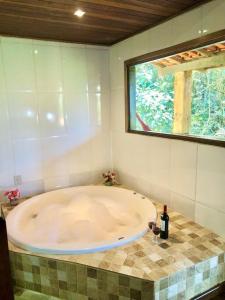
left=6, top=186, right=157, bottom=254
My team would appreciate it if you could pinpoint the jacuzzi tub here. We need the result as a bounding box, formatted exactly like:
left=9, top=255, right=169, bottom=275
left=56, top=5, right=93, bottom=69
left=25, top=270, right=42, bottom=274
left=6, top=186, right=157, bottom=254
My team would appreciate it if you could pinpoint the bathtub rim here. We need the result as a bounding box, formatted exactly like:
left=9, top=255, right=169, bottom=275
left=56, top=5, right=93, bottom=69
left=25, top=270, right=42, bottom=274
left=6, top=185, right=157, bottom=255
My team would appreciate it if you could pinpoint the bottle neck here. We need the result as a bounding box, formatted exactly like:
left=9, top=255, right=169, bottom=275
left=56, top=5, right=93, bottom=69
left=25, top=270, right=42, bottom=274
left=163, top=205, right=167, bottom=214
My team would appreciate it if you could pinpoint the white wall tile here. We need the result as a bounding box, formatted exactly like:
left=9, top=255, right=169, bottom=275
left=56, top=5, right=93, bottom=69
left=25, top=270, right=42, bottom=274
left=88, top=92, right=110, bottom=134
left=0, top=139, right=14, bottom=187
left=109, top=45, right=124, bottom=90
left=117, top=171, right=144, bottom=193
left=110, top=88, right=125, bottom=133
left=195, top=203, right=225, bottom=238
left=196, top=145, right=225, bottom=213
left=171, top=141, right=197, bottom=199
left=111, top=39, right=133, bottom=62
left=41, top=136, right=69, bottom=178
left=44, top=175, right=70, bottom=191
left=34, top=44, right=63, bottom=92
left=91, top=132, right=111, bottom=172
left=86, top=48, right=109, bottom=93
left=1, top=37, right=32, bottom=45
left=149, top=137, right=171, bottom=189
left=172, top=7, right=202, bottom=45
left=150, top=184, right=171, bottom=207
left=61, top=46, right=87, bottom=94
left=171, top=192, right=195, bottom=219
left=133, top=177, right=153, bottom=198
left=20, top=180, right=44, bottom=197
left=38, top=92, right=67, bottom=138
left=33, top=40, right=59, bottom=47
left=0, top=92, right=10, bottom=140
left=111, top=132, right=130, bottom=173
left=148, top=20, right=173, bottom=52
left=115, top=133, right=135, bottom=173
left=132, top=31, right=151, bottom=57
left=112, top=132, right=149, bottom=178
left=69, top=172, right=92, bottom=186
left=124, top=134, right=151, bottom=180
left=64, top=92, right=89, bottom=137
left=8, top=92, right=39, bottom=139
left=1, top=41, right=35, bottom=91
left=0, top=44, right=6, bottom=91
left=13, top=139, right=42, bottom=181
left=202, top=0, right=225, bottom=34
left=67, top=135, right=92, bottom=174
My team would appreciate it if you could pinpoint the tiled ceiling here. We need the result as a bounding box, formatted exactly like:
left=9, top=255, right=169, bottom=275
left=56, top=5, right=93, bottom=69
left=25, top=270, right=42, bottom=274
left=0, top=0, right=212, bottom=46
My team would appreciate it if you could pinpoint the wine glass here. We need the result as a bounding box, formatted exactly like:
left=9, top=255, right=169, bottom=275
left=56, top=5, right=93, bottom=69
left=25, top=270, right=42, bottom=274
left=148, top=221, right=156, bottom=231
left=152, top=224, right=160, bottom=244
left=148, top=221, right=160, bottom=244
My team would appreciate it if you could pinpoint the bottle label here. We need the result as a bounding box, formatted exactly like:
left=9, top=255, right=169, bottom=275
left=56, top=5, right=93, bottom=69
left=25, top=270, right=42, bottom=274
left=161, top=220, right=165, bottom=231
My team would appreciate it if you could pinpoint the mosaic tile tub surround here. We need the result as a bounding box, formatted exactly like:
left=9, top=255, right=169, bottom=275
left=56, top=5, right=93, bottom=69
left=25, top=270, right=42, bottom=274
left=10, top=253, right=154, bottom=300
left=9, top=251, right=225, bottom=300
left=3, top=199, right=225, bottom=299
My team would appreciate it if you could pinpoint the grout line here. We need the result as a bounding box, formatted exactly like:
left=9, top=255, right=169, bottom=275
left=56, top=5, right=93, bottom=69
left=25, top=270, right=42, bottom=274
left=195, top=199, right=225, bottom=215
left=194, top=143, right=199, bottom=222
left=108, top=49, right=114, bottom=171
left=31, top=39, right=44, bottom=186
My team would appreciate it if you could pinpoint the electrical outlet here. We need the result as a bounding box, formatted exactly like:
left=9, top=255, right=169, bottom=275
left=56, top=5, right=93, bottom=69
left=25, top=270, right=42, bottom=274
left=14, top=175, right=22, bottom=186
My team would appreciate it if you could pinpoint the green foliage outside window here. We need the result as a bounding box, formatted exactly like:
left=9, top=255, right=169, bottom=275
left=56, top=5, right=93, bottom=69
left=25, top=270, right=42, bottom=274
left=191, top=68, right=225, bottom=137
left=134, top=62, right=225, bottom=138
left=135, top=63, right=174, bottom=133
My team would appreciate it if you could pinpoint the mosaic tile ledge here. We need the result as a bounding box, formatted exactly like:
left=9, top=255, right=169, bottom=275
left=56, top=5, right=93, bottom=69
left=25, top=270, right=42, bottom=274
left=10, top=251, right=225, bottom=300
left=3, top=200, right=225, bottom=283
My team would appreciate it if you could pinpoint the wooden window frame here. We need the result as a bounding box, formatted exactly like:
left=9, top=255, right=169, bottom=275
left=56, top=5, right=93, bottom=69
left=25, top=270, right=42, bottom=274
left=125, top=29, right=225, bottom=147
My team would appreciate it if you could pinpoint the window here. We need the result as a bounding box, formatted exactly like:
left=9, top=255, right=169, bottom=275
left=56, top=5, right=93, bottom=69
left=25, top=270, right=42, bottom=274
left=125, top=32, right=225, bottom=147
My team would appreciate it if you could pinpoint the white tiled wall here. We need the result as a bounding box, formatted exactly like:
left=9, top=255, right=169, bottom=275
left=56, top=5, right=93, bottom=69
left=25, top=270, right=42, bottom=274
left=110, top=0, right=225, bottom=237
left=0, top=37, right=111, bottom=197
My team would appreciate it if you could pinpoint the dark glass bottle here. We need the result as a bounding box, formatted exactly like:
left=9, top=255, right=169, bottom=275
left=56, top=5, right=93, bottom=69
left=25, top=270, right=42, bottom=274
left=160, top=205, right=169, bottom=239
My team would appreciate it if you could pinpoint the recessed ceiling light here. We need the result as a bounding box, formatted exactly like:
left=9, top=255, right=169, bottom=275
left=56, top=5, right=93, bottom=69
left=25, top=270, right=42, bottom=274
left=74, top=9, right=85, bottom=17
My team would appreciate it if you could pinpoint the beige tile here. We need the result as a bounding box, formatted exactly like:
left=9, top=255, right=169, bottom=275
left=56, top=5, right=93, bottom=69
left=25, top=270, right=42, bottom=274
left=196, top=145, right=225, bottom=214
left=195, top=203, right=225, bottom=239
left=170, top=140, right=197, bottom=199
left=171, top=192, right=195, bottom=220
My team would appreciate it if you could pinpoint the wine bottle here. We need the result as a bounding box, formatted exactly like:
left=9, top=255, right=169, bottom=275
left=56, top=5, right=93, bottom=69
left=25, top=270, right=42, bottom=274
left=160, top=205, right=169, bottom=239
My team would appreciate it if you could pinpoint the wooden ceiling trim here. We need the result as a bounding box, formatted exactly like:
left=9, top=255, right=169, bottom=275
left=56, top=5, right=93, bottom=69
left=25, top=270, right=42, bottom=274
left=0, top=0, right=213, bottom=45
left=135, top=0, right=187, bottom=10
left=0, top=10, right=132, bottom=34
left=0, top=18, right=117, bottom=45
left=85, top=11, right=149, bottom=26
left=1, top=0, right=164, bottom=32
left=74, top=3, right=164, bottom=21
left=0, top=4, right=142, bottom=31
left=75, top=0, right=172, bottom=16
left=44, top=0, right=175, bottom=16
left=105, top=0, right=181, bottom=14
left=3, top=0, right=164, bottom=22
left=0, top=14, right=124, bottom=36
